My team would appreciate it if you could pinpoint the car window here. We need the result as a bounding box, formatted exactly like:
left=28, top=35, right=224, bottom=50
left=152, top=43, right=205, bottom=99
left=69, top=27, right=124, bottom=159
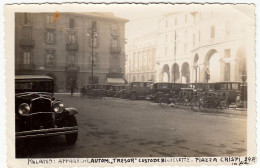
left=132, top=83, right=139, bottom=87
left=140, top=83, right=145, bottom=87
left=16, top=80, right=53, bottom=93
left=147, top=83, right=152, bottom=88
left=159, top=84, right=168, bottom=89
left=220, top=84, right=228, bottom=90
left=15, top=82, right=33, bottom=90
left=232, top=84, right=239, bottom=90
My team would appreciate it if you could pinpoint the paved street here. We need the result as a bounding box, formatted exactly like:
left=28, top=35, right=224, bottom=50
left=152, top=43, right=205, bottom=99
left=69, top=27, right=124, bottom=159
left=19, top=94, right=247, bottom=158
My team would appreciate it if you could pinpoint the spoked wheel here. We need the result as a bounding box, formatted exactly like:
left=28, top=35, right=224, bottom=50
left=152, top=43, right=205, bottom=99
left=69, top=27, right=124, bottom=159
left=118, top=92, right=123, bottom=98
left=191, top=99, right=200, bottom=112
left=129, top=92, right=138, bottom=100
left=155, top=94, right=163, bottom=103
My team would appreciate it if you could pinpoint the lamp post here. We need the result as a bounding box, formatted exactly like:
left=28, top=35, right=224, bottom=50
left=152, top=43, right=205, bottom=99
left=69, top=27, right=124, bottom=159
left=87, top=22, right=98, bottom=84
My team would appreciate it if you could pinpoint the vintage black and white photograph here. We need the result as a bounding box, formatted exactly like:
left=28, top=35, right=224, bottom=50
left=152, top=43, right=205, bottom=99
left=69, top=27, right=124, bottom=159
left=5, top=2, right=256, bottom=166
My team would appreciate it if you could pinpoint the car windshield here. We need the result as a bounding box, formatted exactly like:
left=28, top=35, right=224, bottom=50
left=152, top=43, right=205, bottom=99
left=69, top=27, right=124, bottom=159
left=15, top=80, right=53, bottom=93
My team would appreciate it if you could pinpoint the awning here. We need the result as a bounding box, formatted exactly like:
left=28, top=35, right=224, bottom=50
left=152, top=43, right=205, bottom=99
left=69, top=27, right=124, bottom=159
left=106, top=78, right=125, bottom=84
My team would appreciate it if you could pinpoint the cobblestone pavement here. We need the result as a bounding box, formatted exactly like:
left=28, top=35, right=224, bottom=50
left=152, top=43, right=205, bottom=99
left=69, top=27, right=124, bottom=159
left=18, top=94, right=247, bottom=158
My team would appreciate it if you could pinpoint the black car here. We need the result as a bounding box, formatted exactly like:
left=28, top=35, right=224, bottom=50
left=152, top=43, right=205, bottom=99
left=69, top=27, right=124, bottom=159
left=15, top=75, right=78, bottom=145
left=148, top=82, right=189, bottom=102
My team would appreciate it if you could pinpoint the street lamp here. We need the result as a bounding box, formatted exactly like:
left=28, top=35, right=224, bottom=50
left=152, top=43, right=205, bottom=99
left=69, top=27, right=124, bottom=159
left=86, top=23, right=98, bottom=84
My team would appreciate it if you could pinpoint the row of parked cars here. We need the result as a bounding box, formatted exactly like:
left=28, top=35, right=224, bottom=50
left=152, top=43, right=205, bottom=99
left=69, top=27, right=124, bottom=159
left=80, top=81, right=247, bottom=108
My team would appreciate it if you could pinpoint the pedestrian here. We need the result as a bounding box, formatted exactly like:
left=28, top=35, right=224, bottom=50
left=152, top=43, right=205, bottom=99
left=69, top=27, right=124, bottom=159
left=70, top=81, right=75, bottom=96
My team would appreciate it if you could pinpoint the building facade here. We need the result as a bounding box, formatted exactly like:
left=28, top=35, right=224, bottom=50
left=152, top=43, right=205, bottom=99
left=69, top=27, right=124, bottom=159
left=15, top=12, right=128, bottom=92
left=127, top=6, right=253, bottom=84
left=126, top=32, right=157, bottom=82
left=156, top=7, right=253, bottom=83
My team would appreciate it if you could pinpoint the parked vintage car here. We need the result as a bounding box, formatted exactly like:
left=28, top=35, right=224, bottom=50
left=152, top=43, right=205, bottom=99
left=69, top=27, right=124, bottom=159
left=113, top=85, right=127, bottom=98
left=208, top=81, right=242, bottom=105
left=80, top=84, right=105, bottom=97
left=148, top=82, right=189, bottom=102
left=15, top=75, right=78, bottom=145
left=235, top=83, right=247, bottom=108
left=124, top=82, right=153, bottom=100
left=103, top=84, right=113, bottom=97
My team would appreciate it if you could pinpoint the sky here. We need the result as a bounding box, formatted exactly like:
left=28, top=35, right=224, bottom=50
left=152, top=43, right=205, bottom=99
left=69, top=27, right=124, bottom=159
left=110, top=4, right=255, bottom=46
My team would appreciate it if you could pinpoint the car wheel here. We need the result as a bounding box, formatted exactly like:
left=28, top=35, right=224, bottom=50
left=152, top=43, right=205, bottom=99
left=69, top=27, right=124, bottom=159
left=155, top=94, right=163, bottom=103
left=64, top=115, right=78, bottom=145
left=129, top=92, right=137, bottom=100
left=118, top=92, right=123, bottom=98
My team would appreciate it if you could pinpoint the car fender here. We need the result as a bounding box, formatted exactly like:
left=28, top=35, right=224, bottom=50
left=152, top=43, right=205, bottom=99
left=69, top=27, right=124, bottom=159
left=64, top=107, right=78, bottom=115
left=155, top=92, right=164, bottom=97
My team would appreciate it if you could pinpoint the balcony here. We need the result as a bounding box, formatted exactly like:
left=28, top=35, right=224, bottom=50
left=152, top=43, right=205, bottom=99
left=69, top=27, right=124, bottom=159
left=65, top=66, right=80, bottom=72
left=18, top=64, right=35, bottom=71
left=66, top=42, right=79, bottom=51
left=19, top=39, right=35, bottom=48
left=110, top=46, right=121, bottom=54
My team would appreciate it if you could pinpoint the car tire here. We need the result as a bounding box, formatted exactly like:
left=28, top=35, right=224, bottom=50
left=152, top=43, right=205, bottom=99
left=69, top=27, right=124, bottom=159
left=129, top=92, right=138, bottom=100
left=155, top=93, right=163, bottom=103
left=64, top=115, right=78, bottom=145
left=118, top=92, right=123, bottom=98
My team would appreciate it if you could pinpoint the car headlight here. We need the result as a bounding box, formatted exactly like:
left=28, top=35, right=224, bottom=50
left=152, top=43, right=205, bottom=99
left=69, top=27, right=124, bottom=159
left=53, top=101, right=65, bottom=113
left=18, top=103, right=30, bottom=116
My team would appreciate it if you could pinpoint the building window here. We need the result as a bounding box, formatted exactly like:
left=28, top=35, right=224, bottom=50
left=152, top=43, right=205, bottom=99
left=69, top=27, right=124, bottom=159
left=165, top=20, right=168, bottom=28
left=184, top=44, right=187, bottom=53
left=193, top=33, right=195, bottom=46
left=46, top=50, right=55, bottom=66
left=112, top=38, right=118, bottom=48
left=165, top=34, right=167, bottom=43
left=225, top=49, right=231, bottom=58
left=69, top=18, right=75, bottom=29
left=111, top=23, right=118, bottom=35
left=46, top=31, right=55, bottom=43
left=47, top=15, right=54, bottom=23
left=175, top=17, right=178, bottom=25
left=185, top=30, right=187, bottom=38
left=198, top=30, right=201, bottom=42
left=224, top=63, right=230, bottom=81
left=22, top=26, right=32, bottom=39
left=210, top=26, right=215, bottom=39
left=23, top=51, right=31, bottom=65
left=68, top=54, right=75, bottom=67
left=226, top=22, right=230, bottom=35
left=91, top=21, right=97, bottom=31
left=68, top=34, right=76, bottom=43
left=24, top=13, right=31, bottom=25
left=185, top=15, right=188, bottom=23
left=165, top=47, right=168, bottom=56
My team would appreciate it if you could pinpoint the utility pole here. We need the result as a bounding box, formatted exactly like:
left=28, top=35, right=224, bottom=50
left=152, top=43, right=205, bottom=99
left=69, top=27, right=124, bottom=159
left=87, top=21, right=98, bottom=84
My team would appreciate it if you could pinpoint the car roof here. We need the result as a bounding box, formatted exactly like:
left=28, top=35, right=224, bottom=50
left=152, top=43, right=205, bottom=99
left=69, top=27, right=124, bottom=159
left=15, top=75, right=53, bottom=80
left=209, top=81, right=242, bottom=84
left=131, top=82, right=153, bottom=83
left=154, top=82, right=188, bottom=84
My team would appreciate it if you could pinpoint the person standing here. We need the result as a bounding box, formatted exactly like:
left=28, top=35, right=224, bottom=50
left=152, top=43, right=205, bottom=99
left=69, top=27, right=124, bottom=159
left=70, top=79, right=75, bottom=96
